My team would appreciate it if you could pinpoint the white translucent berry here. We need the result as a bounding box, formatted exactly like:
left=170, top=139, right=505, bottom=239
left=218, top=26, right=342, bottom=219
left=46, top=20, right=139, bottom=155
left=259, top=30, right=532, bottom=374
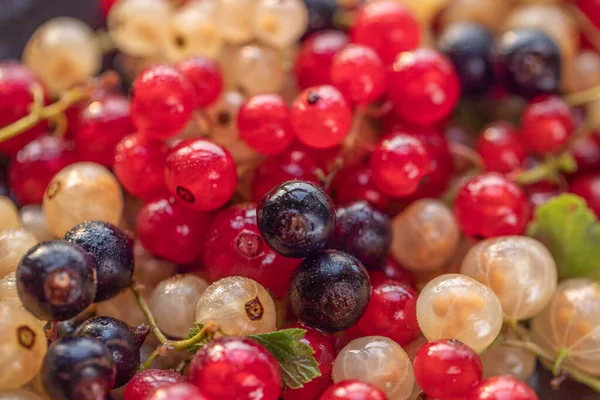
left=215, top=0, right=256, bottom=43
left=19, top=205, right=53, bottom=242
left=481, top=333, right=536, bottom=381
left=234, top=45, right=285, bottom=96
left=0, top=196, right=21, bottom=231
left=0, top=272, right=20, bottom=307
left=0, top=388, right=45, bottom=400
left=0, top=229, right=38, bottom=280
left=253, top=0, right=309, bottom=49
left=195, top=276, right=276, bottom=336
left=133, top=241, right=177, bottom=290
left=417, top=274, right=503, bottom=353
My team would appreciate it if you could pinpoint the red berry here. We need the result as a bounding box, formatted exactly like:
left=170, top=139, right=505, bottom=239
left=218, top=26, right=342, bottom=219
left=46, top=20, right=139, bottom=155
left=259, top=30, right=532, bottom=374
left=332, top=162, right=390, bottom=210
left=189, top=337, right=282, bottom=400
left=388, top=49, right=460, bottom=126
left=351, top=0, right=420, bottom=65
left=132, top=64, right=195, bottom=139
left=165, top=139, right=237, bottom=211
left=238, top=94, right=294, bottom=155
left=520, top=95, right=574, bottom=154
left=454, top=172, right=531, bottom=238
left=379, top=257, right=415, bottom=288
left=147, top=383, right=208, bottom=400
left=75, top=93, right=135, bottom=167
left=291, top=85, right=352, bottom=149
left=136, top=196, right=210, bottom=264
left=0, top=62, right=49, bottom=155
left=99, top=0, right=118, bottom=18
left=114, top=134, right=168, bottom=200
left=294, top=31, right=349, bottom=90
left=370, top=133, right=430, bottom=198
left=525, top=180, right=561, bottom=209
left=123, top=369, right=186, bottom=400
left=319, top=380, right=387, bottom=400
left=466, top=376, right=538, bottom=400
left=331, top=44, right=387, bottom=105
left=476, top=121, right=526, bottom=173
left=357, top=278, right=419, bottom=346
left=413, top=339, right=482, bottom=400
left=8, top=136, right=78, bottom=205
left=176, top=56, right=223, bottom=109
left=570, top=173, right=600, bottom=218
left=570, top=134, right=600, bottom=177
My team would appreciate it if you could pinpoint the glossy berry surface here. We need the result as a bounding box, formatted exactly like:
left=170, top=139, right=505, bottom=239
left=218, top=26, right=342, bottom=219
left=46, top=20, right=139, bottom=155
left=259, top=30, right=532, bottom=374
left=380, top=257, right=415, bottom=288
left=147, top=383, right=209, bottom=400
left=388, top=48, right=460, bottom=126
left=202, top=203, right=301, bottom=298
left=331, top=44, right=387, bottom=105
left=188, top=337, right=282, bottom=400
left=176, top=56, right=223, bottom=108
left=41, top=336, right=116, bottom=400
left=131, top=64, right=195, bottom=139
left=8, top=136, right=78, bottom=205
left=329, top=201, right=392, bottom=270
left=332, top=162, right=389, bottom=210
left=466, top=375, right=539, bottom=400
left=570, top=134, right=600, bottom=176
left=476, top=121, right=526, bottom=173
left=257, top=180, right=335, bottom=258
left=294, top=30, right=348, bottom=89
left=17, top=240, right=96, bottom=321
left=570, top=174, right=600, bottom=218
left=437, top=23, right=495, bottom=97
left=291, top=85, right=352, bottom=149
left=123, top=369, right=186, bottom=400
left=454, top=173, right=531, bottom=238
left=351, top=0, right=420, bottom=65
left=520, top=95, right=574, bottom=154
left=413, top=339, right=482, bottom=399
left=319, top=380, right=388, bottom=400
left=493, top=29, right=561, bottom=98
left=165, top=139, right=237, bottom=211
left=238, top=94, right=294, bottom=155
left=289, top=250, right=370, bottom=332
left=370, top=133, right=430, bottom=198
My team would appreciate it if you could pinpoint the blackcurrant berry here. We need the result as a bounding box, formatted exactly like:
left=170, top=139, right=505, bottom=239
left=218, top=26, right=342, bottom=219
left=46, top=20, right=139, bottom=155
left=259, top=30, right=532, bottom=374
left=302, top=0, right=339, bottom=36
left=257, top=180, right=335, bottom=258
left=289, top=250, right=371, bottom=332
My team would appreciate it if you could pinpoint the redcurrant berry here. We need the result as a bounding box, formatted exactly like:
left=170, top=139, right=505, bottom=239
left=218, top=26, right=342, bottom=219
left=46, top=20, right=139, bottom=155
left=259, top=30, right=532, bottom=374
left=525, top=180, right=562, bottom=209
left=294, top=30, right=348, bottom=90
left=570, top=134, right=600, bottom=177
left=520, top=95, right=574, bottom=154
left=100, top=0, right=118, bottom=18
left=379, top=257, right=415, bottom=288
left=319, top=380, right=387, bottom=400
left=570, top=173, right=600, bottom=218
left=476, top=121, right=526, bottom=173
left=331, top=162, right=389, bottom=210
left=123, top=369, right=186, bottom=400
left=176, top=56, right=223, bottom=109
left=147, top=383, right=209, bottom=400
left=466, top=376, right=538, bottom=400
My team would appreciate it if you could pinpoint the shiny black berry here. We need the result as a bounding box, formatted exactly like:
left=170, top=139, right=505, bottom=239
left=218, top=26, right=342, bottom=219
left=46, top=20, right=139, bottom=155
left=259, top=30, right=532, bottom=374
left=289, top=250, right=370, bottom=332
left=257, top=180, right=335, bottom=258
left=303, top=0, right=339, bottom=36
left=64, top=221, right=134, bottom=301
left=329, top=201, right=392, bottom=270
left=17, top=240, right=97, bottom=321
left=437, top=23, right=495, bottom=97
left=493, top=28, right=561, bottom=98
left=41, top=336, right=116, bottom=400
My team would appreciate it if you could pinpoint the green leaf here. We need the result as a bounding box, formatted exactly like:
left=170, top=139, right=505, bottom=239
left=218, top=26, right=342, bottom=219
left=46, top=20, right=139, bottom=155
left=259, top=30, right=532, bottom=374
left=527, top=194, right=600, bottom=281
left=185, top=323, right=210, bottom=353
left=249, top=328, right=321, bottom=389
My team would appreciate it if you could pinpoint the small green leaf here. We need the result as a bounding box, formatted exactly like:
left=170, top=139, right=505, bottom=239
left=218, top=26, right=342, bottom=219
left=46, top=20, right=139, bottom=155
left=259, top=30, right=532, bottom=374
left=527, top=194, right=600, bottom=281
left=186, top=323, right=210, bottom=353
left=249, top=328, right=321, bottom=389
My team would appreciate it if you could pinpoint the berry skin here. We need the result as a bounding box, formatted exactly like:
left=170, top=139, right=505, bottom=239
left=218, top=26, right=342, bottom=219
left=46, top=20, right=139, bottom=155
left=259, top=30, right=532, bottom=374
left=257, top=180, right=335, bottom=258
left=303, top=0, right=339, bottom=36
left=291, top=85, right=352, bottom=149
left=476, top=121, right=526, bottom=173
left=388, top=49, right=460, bottom=126
left=493, top=29, right=561, bottom=98
left=131, top=64, right=195, bottom=139
left=329, top=201, right=392, bottom=270
left=289, top=250, right=371, bottom=332
left=136, top=195, right=210, bottom=264
left=570, top=134, right=600, bottom=177
left=331, top=163, right=389, bottom=210
left=520, top=95, right=575, bottom=154
left=123, top=369, right=186, bottom=400
left=413, top=339, right=482, bottom=400
left=570, top=173, right=600, bottom=218
left=147, top=383, right=209, bottom=400
left=113, top=133, right=168, bottom=200
left=238, top=94, right=294, bottom=155
left=319, top=380, right=388, bottom=400
left=165, top=139, right=237, bottom=211
left=41, top=336, right=116, bottom=400
left=379, top=257, right=415, bottom=288
left=188, top=337, right=282, bottom=400
left=202, top=203, right=301, bottom=298
left=8, top=136, right=78, bottom=205
left=370, top=134, right=430, bottom=198
left=454, top=173, right=531, bottom=238
left=294, top=30, right=348, bottom=90
left=466, top=376, right=538, bottom=400
left=17, top=240, right=97, bottom=321
left=176, top=56, right=223, bottom=109
left=331, top=44, right=387, bottom=105
left=351, top=0, right=420, bottom=65
left=525, top=180, right=561, bottom=209
left=437, top=23, right=495, bottom=97
left=64, top=221, right=134, bottom=302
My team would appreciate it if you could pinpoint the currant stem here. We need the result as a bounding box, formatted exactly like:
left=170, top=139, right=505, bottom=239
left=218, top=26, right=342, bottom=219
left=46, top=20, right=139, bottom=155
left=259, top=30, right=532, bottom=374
left=166, top=321, right=220, bottom=352
left=564, top=84, right=600, bottom=107
left=130, top=282, right=168, bottom=344
left=553, top=349, right=571, bottom=376
left=511, top=152, right=577, bottom=186
left=140, top=349, right=159, bottom=371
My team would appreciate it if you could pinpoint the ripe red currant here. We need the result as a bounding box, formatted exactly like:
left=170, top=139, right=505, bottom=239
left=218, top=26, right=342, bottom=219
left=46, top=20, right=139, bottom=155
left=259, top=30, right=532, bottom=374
left=525, top=180, right=561, bottom=209
left=379, top=257, right=415, bottom=288
left=476, top=121, right=526, bottom=173
left=570, top=134, right=600, bottom=177
left=294, top=30, right=348, bottom=90
left=100, top=0, right=118, bottom=18
left=176, top=56, right=223, bottom=109
left=570, top=173, right=600, bottom=218
left=520, top=95, right=575, bottom=154
left=147, top=383, right=209, bottom=400
left=388, top=49, right=460, bottom=126
left=413, top=339, right=483, bottom=400
left=454, top=172, right=531, bottom=238
left=291, top=85, right=352, bottom=149
left=332, top=162, right=389, bottom=210
left=123, top=369, right=186, bottom=400
left=165, top=139, right=237, bottom=211
left=319, top=380, right=388, bottom=400
left=466, top=376, right=538, bottom=400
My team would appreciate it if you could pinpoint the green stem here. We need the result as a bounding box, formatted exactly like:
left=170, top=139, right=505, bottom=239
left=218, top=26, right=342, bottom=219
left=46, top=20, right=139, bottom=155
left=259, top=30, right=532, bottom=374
left=166, top=322, right=220, bottom=351
left=512, top=152, right=576, bottom=186
left=140, top=349, right=159, bottom=371
left=553, top=349, right=571, bottom=376
left=130, top=283, right=168, bottom=344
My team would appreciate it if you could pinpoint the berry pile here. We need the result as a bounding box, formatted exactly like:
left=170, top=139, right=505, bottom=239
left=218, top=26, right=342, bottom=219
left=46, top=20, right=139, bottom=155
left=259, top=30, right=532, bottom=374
left=2, top=1, right=600, bottom=400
